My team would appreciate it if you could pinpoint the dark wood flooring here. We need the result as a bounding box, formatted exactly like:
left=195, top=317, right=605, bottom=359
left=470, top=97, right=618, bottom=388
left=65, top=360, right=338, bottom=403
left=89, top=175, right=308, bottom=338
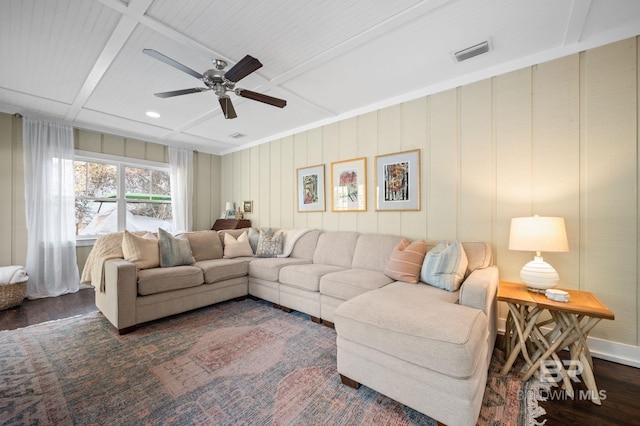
left=1, top=289, right=639, bottom=425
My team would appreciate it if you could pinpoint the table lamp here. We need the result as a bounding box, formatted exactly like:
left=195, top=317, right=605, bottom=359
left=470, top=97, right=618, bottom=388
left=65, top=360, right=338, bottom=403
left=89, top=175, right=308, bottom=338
left=508, top=215, right=569, bottom=292
left=225, top=202, right=235, bottom=219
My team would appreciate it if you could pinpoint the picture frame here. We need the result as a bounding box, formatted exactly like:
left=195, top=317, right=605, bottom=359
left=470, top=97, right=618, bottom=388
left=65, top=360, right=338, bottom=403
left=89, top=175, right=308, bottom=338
left=243, top=200, right=253, bottom=213
left=297, top=164, right=325, bottom=212
left=331, top=157, right=367, bottom=212
left=375, top=149, right=421, bottom=211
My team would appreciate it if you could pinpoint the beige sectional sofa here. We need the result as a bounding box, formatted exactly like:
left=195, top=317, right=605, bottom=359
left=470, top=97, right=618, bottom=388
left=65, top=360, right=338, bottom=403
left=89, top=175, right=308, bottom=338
left=93, top=227, right=498, bottom=425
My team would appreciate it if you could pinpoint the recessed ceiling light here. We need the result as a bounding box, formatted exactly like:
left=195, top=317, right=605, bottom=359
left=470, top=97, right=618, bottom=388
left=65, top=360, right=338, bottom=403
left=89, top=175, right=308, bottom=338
left=146, top=111, right=160, bottom=118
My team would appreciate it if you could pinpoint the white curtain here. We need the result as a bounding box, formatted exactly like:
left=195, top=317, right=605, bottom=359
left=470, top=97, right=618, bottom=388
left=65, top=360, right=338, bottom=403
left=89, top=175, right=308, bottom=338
left=22, top=117, right=79, bottom=299
left=169, top=146, right=193, bottom=233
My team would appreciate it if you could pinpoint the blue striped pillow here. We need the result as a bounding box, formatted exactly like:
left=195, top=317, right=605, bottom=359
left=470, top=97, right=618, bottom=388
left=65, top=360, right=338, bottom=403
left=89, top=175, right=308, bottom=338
left=158, top=228, right=196, bottom=267
left=420, top=240, right=468, bottom=291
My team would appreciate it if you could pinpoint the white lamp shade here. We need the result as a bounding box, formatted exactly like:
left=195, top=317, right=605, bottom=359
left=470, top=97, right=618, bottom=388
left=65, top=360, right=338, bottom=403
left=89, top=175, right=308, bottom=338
left=225, top=202, right=234, bottom=211
left=509, top=216, right=568, bottom=290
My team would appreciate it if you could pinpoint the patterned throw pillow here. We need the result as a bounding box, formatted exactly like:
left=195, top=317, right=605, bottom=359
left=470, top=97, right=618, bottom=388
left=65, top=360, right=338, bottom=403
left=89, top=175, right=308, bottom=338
left=256, top=228, right=284, bottom=258
left=383, top=238, right=428, bottom=283
left=122, top=230, right=160, bottom=270
left=158, top=228, right=196, bottom=267
left=223, top=231, right=254, bottom=259
left=420, top=240, right=468, bottom=291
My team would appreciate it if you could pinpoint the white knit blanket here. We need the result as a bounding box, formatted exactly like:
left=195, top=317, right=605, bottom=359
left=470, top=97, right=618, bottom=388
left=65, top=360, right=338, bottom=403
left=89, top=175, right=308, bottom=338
left=277, top=228, right=314, bottom=258
left=0, top=266, right=28, bottom=285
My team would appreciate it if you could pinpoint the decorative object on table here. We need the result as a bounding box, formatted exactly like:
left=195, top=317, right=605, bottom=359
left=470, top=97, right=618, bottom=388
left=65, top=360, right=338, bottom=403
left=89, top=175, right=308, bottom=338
left=0, top=266, right=29, bottom=310
left=508, top=215, right=569, bottom=291
left=545, top=288, right=570, bottom=302
left=331, top=157, right=367, bottom=212
left=243, top=200, right=253, bottom=214
left=374, top=149, right=420, bottom=211
left=296, top=164, right=325, bottom=212
left=224, top=201, right=236, bottom=219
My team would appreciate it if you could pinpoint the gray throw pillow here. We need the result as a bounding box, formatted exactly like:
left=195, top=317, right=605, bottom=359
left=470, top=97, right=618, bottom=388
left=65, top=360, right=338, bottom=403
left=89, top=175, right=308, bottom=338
left=420, top=240, right=468, bottom=291
left=256, top=228, right=283, bottom=258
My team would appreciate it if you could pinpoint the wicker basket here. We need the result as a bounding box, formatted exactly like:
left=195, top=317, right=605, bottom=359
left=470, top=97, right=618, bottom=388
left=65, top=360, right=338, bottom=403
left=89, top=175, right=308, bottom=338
left=0, top=280, right=27, bottom=310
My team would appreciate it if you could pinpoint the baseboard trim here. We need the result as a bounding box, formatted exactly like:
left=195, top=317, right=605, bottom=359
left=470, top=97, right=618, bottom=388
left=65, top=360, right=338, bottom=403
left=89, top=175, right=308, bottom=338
left=497, top=318, right=640, bottom=368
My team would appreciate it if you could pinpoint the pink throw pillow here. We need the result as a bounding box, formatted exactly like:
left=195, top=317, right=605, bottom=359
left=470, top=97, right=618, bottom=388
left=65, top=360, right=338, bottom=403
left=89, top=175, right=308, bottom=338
left=384, top=238, right=427, bottom=283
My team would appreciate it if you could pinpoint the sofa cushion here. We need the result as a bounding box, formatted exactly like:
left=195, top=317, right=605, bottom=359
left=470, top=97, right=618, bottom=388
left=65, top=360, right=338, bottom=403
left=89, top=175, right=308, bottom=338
left=223, top=231, right=254, bottom=259
left=421, top=240, right=468, bottom=291
left=137, top=265, right=203, bottom=296
left=195, top=258, right=249, bottom=284
left=158, top=228, right=195, bottom=267
left=351, top=233, right=402, bottom=271
left=384, top=238, right=427, bottom=283
left=461, top=242, right=492, bottom=273
left=289, top=230, right=320, bottom=259
left=249, top=257, right=311, bottom=282
left=122, top=230, right=159, bottom=270
left=256, top=228, right=283, bottom=258
left=182, top=231, right=223, bottom=261
left=279, top=263, right=346, bottom=292
left=312, top=232, right=359, bottom=268
left=334, top=281, right=486, bottom=379
left=320, top=268, right=395, bottom=301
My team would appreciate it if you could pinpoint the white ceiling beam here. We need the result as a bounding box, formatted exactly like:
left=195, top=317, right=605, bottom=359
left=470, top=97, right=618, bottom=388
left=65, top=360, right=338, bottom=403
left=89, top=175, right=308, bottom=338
left=563, top=0, right=593, bottom=45
left=65, top=0, right=154, bottom=121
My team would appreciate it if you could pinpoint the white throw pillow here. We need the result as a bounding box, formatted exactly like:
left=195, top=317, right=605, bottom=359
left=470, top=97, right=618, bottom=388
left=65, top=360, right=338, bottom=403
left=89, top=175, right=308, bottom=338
left=223, top=231, right=254, bottom=259
left=420, top=240, right=468, bottom=291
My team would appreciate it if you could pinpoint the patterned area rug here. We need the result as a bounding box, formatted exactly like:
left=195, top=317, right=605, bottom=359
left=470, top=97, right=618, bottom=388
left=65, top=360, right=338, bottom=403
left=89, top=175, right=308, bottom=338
left=0, top=299, right=546, bottom=425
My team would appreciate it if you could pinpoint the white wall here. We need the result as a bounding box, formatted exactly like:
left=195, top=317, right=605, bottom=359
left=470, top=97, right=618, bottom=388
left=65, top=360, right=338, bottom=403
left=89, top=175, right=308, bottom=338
left=221, top=37, right=640, bottom=351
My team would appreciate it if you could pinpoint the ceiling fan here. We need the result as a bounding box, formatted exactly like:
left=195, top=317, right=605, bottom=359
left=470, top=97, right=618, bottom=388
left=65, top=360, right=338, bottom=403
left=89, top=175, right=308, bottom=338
left=142, top=49, right=287, bottom=119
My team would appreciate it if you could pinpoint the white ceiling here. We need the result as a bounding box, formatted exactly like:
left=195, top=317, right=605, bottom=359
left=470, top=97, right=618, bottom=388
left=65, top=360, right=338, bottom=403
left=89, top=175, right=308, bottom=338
left=1, top=0, right=639, bottom=155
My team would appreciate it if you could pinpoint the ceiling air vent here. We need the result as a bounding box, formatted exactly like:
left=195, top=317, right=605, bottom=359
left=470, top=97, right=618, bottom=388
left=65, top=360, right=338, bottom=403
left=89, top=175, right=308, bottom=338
left=453, top=41, right=490, bottom=63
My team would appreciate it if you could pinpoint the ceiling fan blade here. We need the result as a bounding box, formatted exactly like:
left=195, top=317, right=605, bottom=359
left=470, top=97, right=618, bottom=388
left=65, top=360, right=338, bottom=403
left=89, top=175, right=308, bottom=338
left=236, top=89, right=287, bottom=108
left=224, top=55, right=262, bottom=83
left=154, top=88, right=207, bottom=98
left=143, top=49, right=203, bottom=80
left=219, top=96, right=237, bottom=119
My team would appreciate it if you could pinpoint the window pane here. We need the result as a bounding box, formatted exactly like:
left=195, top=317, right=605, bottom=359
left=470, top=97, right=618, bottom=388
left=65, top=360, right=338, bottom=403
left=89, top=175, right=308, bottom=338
left=126, top=202, right=173, bottom=232
left=76, top=201, right=117, bottom=236
left=74, top=161, right=117, bottom=198
left=125, top=167, right=171, bottom=200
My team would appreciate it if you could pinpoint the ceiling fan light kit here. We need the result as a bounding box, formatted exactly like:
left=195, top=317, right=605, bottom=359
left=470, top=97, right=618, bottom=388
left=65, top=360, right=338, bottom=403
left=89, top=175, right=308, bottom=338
left=142, top=49, right=287, bottom=119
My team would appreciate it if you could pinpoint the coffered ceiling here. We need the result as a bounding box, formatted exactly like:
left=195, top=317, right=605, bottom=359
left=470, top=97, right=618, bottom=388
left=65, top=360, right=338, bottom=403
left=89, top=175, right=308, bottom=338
left=1, top=0, right=639, bottom=155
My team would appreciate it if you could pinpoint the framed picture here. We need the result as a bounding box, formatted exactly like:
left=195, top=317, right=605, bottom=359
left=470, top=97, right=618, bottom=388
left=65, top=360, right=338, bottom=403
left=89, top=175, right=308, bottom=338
left=243, top=200, right=253, bottom=213
left=297, top=164, right=325, bottom=212
left=331, top=157, right=367, bottom=212
left=375, top=149, right=421, bottom=211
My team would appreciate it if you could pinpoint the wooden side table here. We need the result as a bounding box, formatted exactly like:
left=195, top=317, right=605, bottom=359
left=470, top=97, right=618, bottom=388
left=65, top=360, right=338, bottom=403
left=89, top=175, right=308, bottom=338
left=211, top=219, right=251, bottom=231
left=498, top=281, right=614, bottom=405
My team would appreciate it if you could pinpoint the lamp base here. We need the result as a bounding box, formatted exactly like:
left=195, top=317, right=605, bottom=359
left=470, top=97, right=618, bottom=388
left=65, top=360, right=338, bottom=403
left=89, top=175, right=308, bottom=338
left=520, top=256, right=559, bottom=291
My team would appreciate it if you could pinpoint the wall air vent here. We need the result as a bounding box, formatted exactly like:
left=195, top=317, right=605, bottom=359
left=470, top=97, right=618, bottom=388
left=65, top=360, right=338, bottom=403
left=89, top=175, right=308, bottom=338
left=453, top=41, right=491, bottom=63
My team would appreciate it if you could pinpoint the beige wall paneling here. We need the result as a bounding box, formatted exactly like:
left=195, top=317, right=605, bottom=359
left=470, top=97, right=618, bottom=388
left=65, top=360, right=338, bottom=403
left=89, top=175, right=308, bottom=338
left=323, top=123, right=340, bottom=231
left=292, top=133, right=307, bottom=230
left=532, top=54, right=581, bottom=288
left=124, top=138, right=146, bottom=160
left=459, top=79, right=494, bottom=245
left=305, top=127, right=324, bottom=231
left=638, top=38, right=640, bottom=348
left=427, top=89, right=459, bottom=241
left=145, top=142, right=167, bottom=163
left=376, top=105, right=403, bottom=237
left=249, top=146, right=262, bottom=228
left=0, top=113, right=13, bottom=264
left=259, top=143, right=271, bottom=227
left=494, top=68, right=533, bottom=283
left=280, top=135, right=295, bottom=229
left=220, top=153, right=233, bottom=214
left=77, top=129, right=102, bottom=152
left=231, top=149, right=244, bottom=215
left=400, top=98, right=428, bottom=241
left=356, top=111, right=379, bottom=234
left=11, top=116, right=27, bottom=266
left=269, top=139, right=282, bottom=228
left=581, top=38, right=637, bottom=344
left=102, top=134, right=125, bottom=156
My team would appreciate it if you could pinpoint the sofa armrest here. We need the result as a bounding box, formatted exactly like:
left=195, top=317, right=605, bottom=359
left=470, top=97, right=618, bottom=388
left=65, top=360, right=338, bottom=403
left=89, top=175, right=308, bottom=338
left=95, top=258, right=138, bottom=333
left=459, top=265, right=499, bottom=348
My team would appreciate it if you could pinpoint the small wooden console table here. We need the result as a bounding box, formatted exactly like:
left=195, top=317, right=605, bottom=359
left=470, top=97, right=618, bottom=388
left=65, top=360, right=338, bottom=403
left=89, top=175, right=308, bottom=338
left=211, top=219, right=251, bottom=231
left=498, top=281, right=614, bottom=405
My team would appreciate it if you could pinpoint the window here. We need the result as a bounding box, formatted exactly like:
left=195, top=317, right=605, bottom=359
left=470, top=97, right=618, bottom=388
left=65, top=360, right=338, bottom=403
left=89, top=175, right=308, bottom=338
left=74, top=152, right=172, bottom=238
